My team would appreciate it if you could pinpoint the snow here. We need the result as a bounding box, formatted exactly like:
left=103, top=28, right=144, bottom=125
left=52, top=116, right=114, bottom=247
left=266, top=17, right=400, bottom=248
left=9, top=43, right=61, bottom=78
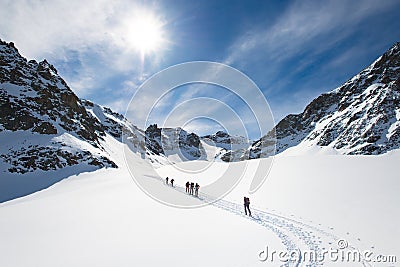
left=0, top=143, right=284, bottom=267
left=199, top=140, right=225, bottom=161
left=386, top=109, right=400, bottom=140
left=1, top=135, right=399, bottom=266
left=158, top=150, right=400, bottom=263
left=53, top=132, right=101, bottom=155
left=0, top=130, right=117, bottom=202
left=277, top=143, right=341, bottom=156
left=0, top=82, right=38, bottom=98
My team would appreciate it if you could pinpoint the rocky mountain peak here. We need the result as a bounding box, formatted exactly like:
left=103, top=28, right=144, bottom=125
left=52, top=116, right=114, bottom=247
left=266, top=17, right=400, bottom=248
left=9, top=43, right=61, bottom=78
left=145, top=124, right=202, bottom=160
left=250, top=42, right=400, bottom=157
left=0, top=39, right=116, bottom=177
left=201, top=131, right=251, bottom=162
left=0, top=39, right=105, bottom=144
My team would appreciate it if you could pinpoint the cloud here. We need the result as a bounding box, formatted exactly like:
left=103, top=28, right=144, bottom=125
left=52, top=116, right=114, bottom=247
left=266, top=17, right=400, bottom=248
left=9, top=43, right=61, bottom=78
left=0, top=0, right=170, bottom=97
left=1, top=0, right=109, bottom=58
left=0, top=0, right=169, bottom=59
left=225, top=0, right=397, bottom=67
left=222, top=0, right=399, bottom=122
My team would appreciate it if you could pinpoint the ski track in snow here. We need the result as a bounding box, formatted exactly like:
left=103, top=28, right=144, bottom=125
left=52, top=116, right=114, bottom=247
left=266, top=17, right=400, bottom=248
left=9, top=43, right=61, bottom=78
left=166, top=181, right=372, bottom=267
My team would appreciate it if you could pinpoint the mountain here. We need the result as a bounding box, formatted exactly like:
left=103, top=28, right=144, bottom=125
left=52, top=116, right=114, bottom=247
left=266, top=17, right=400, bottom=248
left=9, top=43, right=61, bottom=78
left=145, top=124, right=203, bottom=162
left=0, top=38, right=212, bottom=201
left=1, top=38, right=399, bottom=201
left=250, top=42, right=400, bottom=157
left=0, top=40, right=118, bottom=174
left=81, top=99, right=146, bottom=154
left=201, top=131, right=250, bottom=161
left=0, top=40, right=148, bottom=201
left=144, top=128, right=251, bottom=163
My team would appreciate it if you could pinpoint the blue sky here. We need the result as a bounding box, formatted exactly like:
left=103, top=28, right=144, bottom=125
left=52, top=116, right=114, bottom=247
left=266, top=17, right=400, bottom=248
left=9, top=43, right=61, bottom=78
left=1, top=0, right=399, bottom=139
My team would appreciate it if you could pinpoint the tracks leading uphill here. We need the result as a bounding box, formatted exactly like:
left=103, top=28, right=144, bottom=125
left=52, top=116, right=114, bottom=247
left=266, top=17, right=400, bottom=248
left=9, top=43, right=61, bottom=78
left=170, top=182, right=371, bottom=267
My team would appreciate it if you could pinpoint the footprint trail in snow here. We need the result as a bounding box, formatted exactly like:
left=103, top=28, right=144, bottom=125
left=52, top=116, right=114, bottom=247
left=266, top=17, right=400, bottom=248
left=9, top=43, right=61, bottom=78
left=170, top=183, right=372, bottom=267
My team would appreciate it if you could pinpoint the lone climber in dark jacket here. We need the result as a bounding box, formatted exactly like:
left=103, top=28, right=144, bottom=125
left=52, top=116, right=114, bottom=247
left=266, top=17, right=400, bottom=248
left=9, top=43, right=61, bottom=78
left=244, top=196, right=251, bottom=216
left=186, top=181, right=190, bottom=193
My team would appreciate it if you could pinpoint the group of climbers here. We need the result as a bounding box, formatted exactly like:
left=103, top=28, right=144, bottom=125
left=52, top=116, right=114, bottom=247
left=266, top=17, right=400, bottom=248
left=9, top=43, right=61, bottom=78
left=185, top=181, right=200, bottom=197
left=165, top=177, right=251, bottom=216
left=165, top=177, right=200, bottom=197
left=165, top=177, right=174, bottom=187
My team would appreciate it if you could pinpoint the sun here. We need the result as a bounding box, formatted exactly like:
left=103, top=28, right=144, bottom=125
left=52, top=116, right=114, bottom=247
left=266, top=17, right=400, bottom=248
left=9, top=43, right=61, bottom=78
left=127, top=13, right=165, bottom=55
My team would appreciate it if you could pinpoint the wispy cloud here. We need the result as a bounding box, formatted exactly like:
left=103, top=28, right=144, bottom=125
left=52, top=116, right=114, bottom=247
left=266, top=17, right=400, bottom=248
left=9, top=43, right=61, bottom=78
left=223, top=0, right=399, bottom=121
left=0, top=0, right=169, bottom=97
left=225, top=0, right=397, bottom=67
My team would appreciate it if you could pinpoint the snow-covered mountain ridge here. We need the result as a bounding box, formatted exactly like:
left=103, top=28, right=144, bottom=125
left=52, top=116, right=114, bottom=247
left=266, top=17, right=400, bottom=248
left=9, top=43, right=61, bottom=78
left=201, top=131, right=250, bottom=161
left=1, top=39, right=399, bottom=202
left=250, top=42, right=400, bottom=157
left=144, top=124, right=203, bottom=161
left=0, top=40, right=119, bottom=174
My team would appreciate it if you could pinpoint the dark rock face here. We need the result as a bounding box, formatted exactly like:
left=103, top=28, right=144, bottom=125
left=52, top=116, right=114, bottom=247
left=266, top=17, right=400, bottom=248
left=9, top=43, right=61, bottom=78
left=0, top=40, right=104, bottom=144
left=32, top=122, right=57, bottom=134
left=178, top=131, right=201, bottom=159
left=250, top=42, right=400, bottom=157
left=184, top=133, right=201, bottom=148
left=145, top=124, right=164, bottom=155
left=1, top=145, right=117, bottom=174
left=144, top=124, right=202, bottom=159
left=203, top=131, right=234, bottom=148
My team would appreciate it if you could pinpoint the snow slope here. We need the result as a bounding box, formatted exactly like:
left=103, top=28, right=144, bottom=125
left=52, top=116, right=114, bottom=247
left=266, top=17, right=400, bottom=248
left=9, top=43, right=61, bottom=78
left=1, top=139, right=398, bottom=266
left=158, top=152, right=400, bottom=257
left=0, top=141, right=284, bottom=267
left=201, top=131, right=251, bottom=162
left=0, top=130, right=116, bottom=202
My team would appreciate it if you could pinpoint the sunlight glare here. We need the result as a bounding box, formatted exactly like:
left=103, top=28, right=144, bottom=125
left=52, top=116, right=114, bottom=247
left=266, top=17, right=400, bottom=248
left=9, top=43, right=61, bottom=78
left=127, top=13, right=165, bottom=55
